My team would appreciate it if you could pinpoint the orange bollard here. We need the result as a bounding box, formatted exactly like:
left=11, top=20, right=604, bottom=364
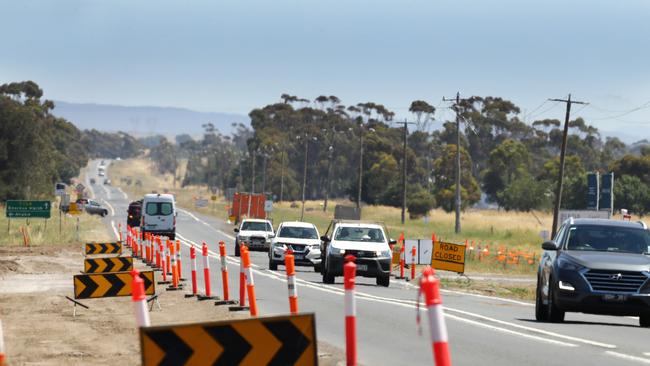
left=229, top=244, right=249, bottom=311
left=285, top=249, right=299, bottom=314
left=165, top=240, right=172, bottom=276
left=398, top=244, right=406, bottom=279
left=176, top=240, right=184, bottom=281
left=159, top=242, right=169, bottom=284
left=198, top=242, right=217, bottom=300
left=344, top=255, right=357, bottom=366
left=419, top=267, right=451, bottom=366
left=411, top=245, right=416, bottom=281
left=0, top=319, right=5, bottom=366
left=242, top=247, right=258, bottom=316
left=216, top=241, right=237, bottom=305
left=166, top=240, right=181, bottom=291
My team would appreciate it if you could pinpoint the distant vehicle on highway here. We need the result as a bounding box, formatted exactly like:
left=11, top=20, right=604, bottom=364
left=269, top=221, right=321, bottom=271
left=234, top=218, right=274, bottom=256
left=90, top=178, right=96, bottom=185
left=84, top=199, right=108, bottom=217
left=320, top=220, right=395, bottom=287
left=536, top=218, right=650, bottom=327
left=104, top=179, right=111, bottom=185
left=141, top=193, right=176, bottom=240
left=127, top=200, right=142, bottom=228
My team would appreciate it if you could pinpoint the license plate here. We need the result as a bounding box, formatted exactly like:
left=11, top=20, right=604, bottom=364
left=603, top=294, right=628, bottom=302
left=294, top=254, right=304, bottom=260
left=357, top=264, right=368, bottom=271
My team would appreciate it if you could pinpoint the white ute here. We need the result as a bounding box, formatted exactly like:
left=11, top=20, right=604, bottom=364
left=234, top=218, right=274, bottom=256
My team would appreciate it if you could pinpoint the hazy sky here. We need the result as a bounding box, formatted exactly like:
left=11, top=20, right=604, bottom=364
left=2, top=0, right=650, bottom=138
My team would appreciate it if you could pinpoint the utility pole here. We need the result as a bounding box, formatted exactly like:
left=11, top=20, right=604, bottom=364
left=549, top=94, right=588, bottom=238
left=395, top=120, right=415, bottom=224
left=279, top=148, right=285, bottom=203
left=247, top=151, right=256, bottom=217
left=261, top=152, right=268, bottom=196
left=443, top=92, right=469, bottom=234
left=357, top=124, right=364, bottom=210
left=300, top=135, right=317, bottom=221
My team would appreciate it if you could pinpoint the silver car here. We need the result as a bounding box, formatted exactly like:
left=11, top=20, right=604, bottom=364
left=85, top=200, right=108, bottom=217
left=269, top=221, right=322, bottom=271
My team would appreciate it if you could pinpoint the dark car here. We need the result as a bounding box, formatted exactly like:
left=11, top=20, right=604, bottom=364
left=536, top=218, right=650, bottom=327
left=84, top=199, right=108, bottom=217
left=127, top=200, right=142, bottom=228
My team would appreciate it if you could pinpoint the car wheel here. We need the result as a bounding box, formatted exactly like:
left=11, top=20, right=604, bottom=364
left=547, top=277, right=565, bottom=323
left=101, top=210, right=107, bottom=217
left=269, top=257, right=278, bottom=271
left=376, top=275, right=390, bottom=287
left=640, top=313, right=650, bottom=327
left=535, top=275, right=549, bottom=322
left=322, top=259, right=335, bottom=284
left=313, top=264, right=321, bottom=273
left=234, top=241, right=240, bottom=257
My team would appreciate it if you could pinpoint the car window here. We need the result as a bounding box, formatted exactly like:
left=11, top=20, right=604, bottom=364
left=145, top=202, right=173, bottom=216
left=160, top=203, right=173, bottom=215
left=279, top=226, right=318, bottom=239
left=241, top=222, right=270, bottom=231
left=334, top=227, right=384, bottom=242
left=565, top=225, right=650, bottom=253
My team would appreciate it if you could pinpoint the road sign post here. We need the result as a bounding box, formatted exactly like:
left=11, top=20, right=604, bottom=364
left=140, top=313, right=317, bottom=365
left=431, top=240, right=466, bottom=274
left=6, top=200, right=51, bottom=219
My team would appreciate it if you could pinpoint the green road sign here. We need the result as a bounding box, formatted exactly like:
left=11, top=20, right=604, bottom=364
left=6, top=200, right=51, bottom=218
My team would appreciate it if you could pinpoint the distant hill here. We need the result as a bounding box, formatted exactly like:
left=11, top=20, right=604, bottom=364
left=51, top=101, right=249, bottom=137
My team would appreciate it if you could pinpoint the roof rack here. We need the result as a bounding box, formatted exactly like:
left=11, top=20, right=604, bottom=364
left=638, top=221, right=648, bottom=230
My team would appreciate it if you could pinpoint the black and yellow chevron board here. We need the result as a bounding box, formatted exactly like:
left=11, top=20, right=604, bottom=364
left=140, top=313, right=317, bottom=366
left=73, top=271, right=155, bottom=299
left=85, top=242, right=122, bottom=255
left=84, top=257, right=133, bottom=273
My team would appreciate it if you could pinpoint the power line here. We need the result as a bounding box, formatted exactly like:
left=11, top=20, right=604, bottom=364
left=586, top=101, right=650, bottom=120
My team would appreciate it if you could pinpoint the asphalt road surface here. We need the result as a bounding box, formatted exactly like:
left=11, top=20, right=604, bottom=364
left=88, top=160, right=650, bottom=365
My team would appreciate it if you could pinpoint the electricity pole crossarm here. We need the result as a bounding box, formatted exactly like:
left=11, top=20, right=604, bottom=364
left=442, top=92, right=470, bottom=234
left=395, top=120, right=416, bottom=225
left=549, top=94, right=588, bottom=238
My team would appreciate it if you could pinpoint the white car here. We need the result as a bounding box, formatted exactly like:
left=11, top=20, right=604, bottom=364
left=268, top=221, right=322, bottom=271
left=234, top=219, right=274, bottom=256
left=320, top=221, right=395, bottom=287
left=141, top=193, right=176, bottom=240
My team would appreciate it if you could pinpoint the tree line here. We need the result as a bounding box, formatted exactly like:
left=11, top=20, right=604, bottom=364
left=0, top=81, right=142, bottom=201
left=149, top=93, right=650, bottom=217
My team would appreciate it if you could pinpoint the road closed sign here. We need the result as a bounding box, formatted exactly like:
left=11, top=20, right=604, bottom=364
left=431, top=240, right=466, bottom=273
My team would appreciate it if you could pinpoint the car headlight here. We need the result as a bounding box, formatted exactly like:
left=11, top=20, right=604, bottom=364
left=557, top=257, right=584, bottom=271
left=377, top=250, right=391, bottom=257
left=330, top=246, right=345, bottom=255
left=311, top=244, right=320, bottom=250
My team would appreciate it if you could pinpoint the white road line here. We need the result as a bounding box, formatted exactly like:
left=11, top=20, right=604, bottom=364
left=644, top=353, right=650, bottom=357
left=117, top=187, right=128, bottom=199
left=102, top=199, right=116, bottom=217
left=605, top=351, right=650, bottom=364
left=178, top=208, right=200, bottom=222
left=173, top=232, right=597, bottom=349
left=110, top=220, right=119, bottom=240
left=402, top=281, right=534, bottom=307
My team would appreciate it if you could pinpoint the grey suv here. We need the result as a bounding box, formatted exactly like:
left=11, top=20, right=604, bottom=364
left=536, top=218, right=650, bottom=327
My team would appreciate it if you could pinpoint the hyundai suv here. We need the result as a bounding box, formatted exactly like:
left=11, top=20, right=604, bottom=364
left=269, top=221, right=321, bottom=271
left=320, top=220, right=395, bottom=287
left=536, top=218, right=650, bottom=327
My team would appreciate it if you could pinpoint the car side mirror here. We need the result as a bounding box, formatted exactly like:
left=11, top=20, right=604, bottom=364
left=234, top=228, right=240, bottom=233
left=542, top=240, right=559, bottom=251
left=389, top=239, right=397, bottom=245
left=321, top=236, right=330, bottom=242
left=269, top=233, right=275, bottom=238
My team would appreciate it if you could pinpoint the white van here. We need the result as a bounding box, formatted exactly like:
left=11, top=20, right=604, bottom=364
left=141, top=193, right=176, bottom=240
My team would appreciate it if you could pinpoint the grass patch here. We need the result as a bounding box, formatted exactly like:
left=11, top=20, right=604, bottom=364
left=440, top=277, right=536, bottom=301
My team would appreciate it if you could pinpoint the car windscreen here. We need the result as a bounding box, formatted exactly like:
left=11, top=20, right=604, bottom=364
left=146, top=202, right=173, bottom=216
left=279, top=226, right=318, bottom=239
left=241, top=222, right=272, bottom=231
left=334, top=227, right=385, bottom=243
left=564, top=225, right=650, bottom=254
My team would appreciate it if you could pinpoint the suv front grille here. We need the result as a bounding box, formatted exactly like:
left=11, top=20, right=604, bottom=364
left=584, top=270, right=648, bottom=293
left=344, top=250, right=376, bottom=258
left=286, top=244, right=307, bottom=253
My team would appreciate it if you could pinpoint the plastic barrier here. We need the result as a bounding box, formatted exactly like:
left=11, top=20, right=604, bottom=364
left=420, top=267, right=451, bottom=366
left=285, top=249, right=298, bottom=314
left=215, top=241, right=237, bottom=305
left=242, top=247, right=258, bottom=316
left=185, top=246, right=198, bottom=298
left=344, top=255, right=357, bottom=366
left=198, top=242, right=216, bottom=300
left=411, top=245, right=416, bottom=281
left=131, top=269, right=150, bottom=327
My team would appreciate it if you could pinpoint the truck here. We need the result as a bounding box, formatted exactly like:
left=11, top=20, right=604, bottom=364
left=229, top=192, right=266, bottom=224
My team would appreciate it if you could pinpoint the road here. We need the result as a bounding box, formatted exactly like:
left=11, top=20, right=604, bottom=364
left=88, top=160, right=650, bottom=365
